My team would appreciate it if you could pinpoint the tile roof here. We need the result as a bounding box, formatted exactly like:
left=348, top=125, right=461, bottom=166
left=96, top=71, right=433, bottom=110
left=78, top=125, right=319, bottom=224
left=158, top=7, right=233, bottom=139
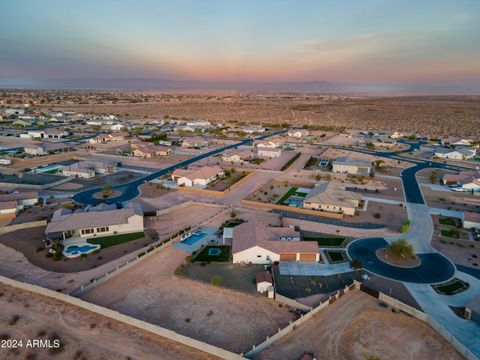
left=0, top=191, right=38, bottom=202
left=45, top=203, right=143, bottom=234
left=172, top=166, right=224, bottom=181
left=232, top=221, right=318, bottom=255
left=304, top=182, right=362, bottom=208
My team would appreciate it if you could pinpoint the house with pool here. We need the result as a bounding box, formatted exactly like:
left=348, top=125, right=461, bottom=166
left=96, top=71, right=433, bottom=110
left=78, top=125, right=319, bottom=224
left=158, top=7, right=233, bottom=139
left=45, top=203, right=144, bottom=257
left=232, top=221, right=319, bottom=264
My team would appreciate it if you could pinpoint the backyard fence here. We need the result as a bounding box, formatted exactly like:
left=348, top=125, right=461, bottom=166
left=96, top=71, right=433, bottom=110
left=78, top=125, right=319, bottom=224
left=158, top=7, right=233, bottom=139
left=70, top=204, right=230, bottom=297
left=244, top=281, right=360, bottom=358
left=0, top=274, right=243, bottom=360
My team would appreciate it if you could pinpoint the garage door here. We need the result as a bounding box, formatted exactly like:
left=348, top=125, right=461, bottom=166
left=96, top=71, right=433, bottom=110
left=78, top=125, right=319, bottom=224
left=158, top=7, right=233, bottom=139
left=280, top=253, right=297, bottom=261
left=299, top=253, right=317, bottom=262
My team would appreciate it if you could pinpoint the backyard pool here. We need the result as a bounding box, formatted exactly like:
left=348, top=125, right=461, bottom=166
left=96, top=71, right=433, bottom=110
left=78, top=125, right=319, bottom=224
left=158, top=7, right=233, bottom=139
left=63, top=244, right=100, bottom=258
left=181, top=230, right=208, bottom=245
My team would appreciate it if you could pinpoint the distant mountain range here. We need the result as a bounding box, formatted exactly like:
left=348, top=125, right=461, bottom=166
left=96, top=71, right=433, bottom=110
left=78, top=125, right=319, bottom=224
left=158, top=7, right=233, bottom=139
left=1, top=76, right=479, bottom=94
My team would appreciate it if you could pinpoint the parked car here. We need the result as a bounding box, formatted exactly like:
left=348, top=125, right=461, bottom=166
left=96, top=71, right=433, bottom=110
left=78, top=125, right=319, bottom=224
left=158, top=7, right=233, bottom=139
left=452, top=187, right=468, bottom=192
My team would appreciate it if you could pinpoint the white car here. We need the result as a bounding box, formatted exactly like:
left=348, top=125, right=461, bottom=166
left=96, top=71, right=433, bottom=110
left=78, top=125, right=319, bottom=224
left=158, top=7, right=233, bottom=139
left=451, top=187, right=468, bottom=192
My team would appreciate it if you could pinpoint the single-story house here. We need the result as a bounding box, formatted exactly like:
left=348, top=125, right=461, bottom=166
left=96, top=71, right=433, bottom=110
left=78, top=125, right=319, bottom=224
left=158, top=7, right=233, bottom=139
left=258, top=148, right=282, bottom=158
left=0, top=191, right=38, bottom=208
left=232, top=221, right=319, bottom=264
left=256, top=271, right=273, bottom=293
left=0, top=158, right=12, bottom=165
left=27, top=128, right=68, bottom=139
left=254, top=140, right=282, bottom=148
left=172, top=166, right=224, bottom=187
left=45, top=203, right=144, bottom=242
left=111, top=123, right=127, bottom=131
left=132, top=144, right=172, bottom=158
left=288, top=129, right=310, bottom=138
left=243, top=125, right=266, bottom=134
left=303, top=182, right=362, bottom=216
left=59, top=161, right=116, bottom=178
left=332, top=157, right=372, bottom=175
left=463, top=212, right=480, bottom=230
left=435, top=147, right=476, bottom=160
left=0, top=201, right=18, bottom=219
left=363, top=136, right=397, bottom=148
left=181, top=137, right=210, bottom=148
left=89, top=132, right=125, bottom=144
left=222, top=149, right=255, bottom=163
left=441, top=137, right=473, bottom=147
left=442, top=171, right=480, bottom=191
left=24, top=142, right=72, bottom=156
left=389, top=131, right=403, bottom=139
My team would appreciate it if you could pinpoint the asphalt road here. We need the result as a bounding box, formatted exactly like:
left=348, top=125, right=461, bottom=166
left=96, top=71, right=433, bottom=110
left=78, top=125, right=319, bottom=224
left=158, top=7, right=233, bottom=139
left=73, top=130, right=285, bottom=205
left=347, top=237, right=455, bottom=284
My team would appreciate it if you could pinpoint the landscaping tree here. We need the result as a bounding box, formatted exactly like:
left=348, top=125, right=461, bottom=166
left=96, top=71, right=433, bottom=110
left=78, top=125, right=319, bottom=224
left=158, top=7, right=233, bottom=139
left=210, top=275, right=222, bottom=286
left=350, top=259, right=363, bottom=270
left=103, top=182, right=113, bottom=196
left=387, top=239, right=415, bottom=259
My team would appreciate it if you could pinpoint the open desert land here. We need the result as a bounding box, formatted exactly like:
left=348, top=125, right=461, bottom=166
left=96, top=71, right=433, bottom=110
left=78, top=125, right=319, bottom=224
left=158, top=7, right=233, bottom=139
left=255, top=290, right=463, bottom=360
left=0, top=283, right=219, bottom=360
left=40, top=93, right=480, bottom=137
left=82, top=245, right=296, bottom=354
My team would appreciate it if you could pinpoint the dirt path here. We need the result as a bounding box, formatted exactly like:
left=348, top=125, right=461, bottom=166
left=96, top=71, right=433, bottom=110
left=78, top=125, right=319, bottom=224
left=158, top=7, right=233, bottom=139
left=0, top=283, right=219, bottom=360
left=256, top=291, right=462, bottom=360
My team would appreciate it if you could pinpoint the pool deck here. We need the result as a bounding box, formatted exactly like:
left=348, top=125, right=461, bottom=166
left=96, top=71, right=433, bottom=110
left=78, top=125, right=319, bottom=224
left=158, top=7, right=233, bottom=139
left=174, top=226, right=220, bottom=253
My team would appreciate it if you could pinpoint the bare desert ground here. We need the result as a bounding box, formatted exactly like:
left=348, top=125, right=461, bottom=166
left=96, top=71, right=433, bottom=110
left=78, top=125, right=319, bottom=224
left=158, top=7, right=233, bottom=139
left=31, top=92, right=480, bottom=137
left=256, top=291, right=462, bottom=360
left=0, top=282, right=219, bottom=360
left=82, top=246, right=296, bottom=354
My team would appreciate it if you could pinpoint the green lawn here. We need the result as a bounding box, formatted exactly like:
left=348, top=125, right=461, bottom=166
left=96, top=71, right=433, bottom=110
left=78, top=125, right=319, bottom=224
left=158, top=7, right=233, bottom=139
left=325, top=250, right=347, bottom=263
left=441, top=229, right=461, bottom=239
left=303, top=236, right=346, bottom=247
left=434, top=279, right=469, bottom=295
left=438, top=218, right=456, bottom=226
left=276, top=187, right=299, bottom=204
left=250, top=158, right=265, bottom=165
left=88, top=231, right=145, bottom=248
left=45, top=169, right=58, bottom=174
left=280, top=152, right=301, bottom=171
left=193, top=246, right=231, bottom=262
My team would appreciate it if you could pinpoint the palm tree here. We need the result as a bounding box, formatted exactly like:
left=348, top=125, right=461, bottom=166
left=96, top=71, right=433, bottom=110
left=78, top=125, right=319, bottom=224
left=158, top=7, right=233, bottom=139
left=350, top=259, right=363, bottom=270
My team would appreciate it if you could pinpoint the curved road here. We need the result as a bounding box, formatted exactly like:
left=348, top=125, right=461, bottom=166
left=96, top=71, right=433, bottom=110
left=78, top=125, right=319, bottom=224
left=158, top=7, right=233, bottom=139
left=73, top=131, right=284, bottom=205
left=348, top=237, right=455, bottom=283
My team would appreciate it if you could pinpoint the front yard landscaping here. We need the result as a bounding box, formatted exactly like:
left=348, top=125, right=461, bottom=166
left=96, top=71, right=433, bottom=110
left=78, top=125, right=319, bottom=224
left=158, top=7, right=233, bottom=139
left=441, top=229, right=461, bottom=239
left=88, top=231, right=145, bottom=248
left=438, top=217, right=457, bottom=227
left=433, top=278, right=469, bottom=295
left=303, top=236, right=346, bottom=247
left=325, top=250, right=347, bottom=263
left=193, top=245, right=231, bottom=263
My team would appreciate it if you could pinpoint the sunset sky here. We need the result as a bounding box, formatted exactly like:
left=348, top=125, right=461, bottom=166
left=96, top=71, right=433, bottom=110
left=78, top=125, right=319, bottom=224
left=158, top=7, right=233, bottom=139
left=1, top=0, right=480, bottom=89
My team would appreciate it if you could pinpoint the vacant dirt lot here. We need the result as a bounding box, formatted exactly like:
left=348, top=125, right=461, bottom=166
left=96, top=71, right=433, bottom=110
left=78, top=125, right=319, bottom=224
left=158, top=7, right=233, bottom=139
left=0, top=283, right=219, bottom=360
left=256, top=291, right=462, bottom=360
left=82, top=246, right=295, bottom=354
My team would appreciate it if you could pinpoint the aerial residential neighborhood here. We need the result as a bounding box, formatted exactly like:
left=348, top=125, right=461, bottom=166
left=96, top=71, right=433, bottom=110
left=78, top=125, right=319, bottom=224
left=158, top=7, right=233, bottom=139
left=1, top=1, right=480, bottom=360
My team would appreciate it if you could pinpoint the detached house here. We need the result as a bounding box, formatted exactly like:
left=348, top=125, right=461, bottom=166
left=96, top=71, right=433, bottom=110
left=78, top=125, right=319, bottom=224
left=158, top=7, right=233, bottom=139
left=435, top=147, right=476, bottom=160
left=332, top=157, right=372, bottom=175
left=132, top=144, right=172, bottom=158
left=232, top=221, right=319, bottom=264
left=288, top=129, right=310, bottom=138
left=172, top=166, right=224, bottom=187
left=45, top=203, right=144, bottom=243
left=27, top=128, right=68, bottom=139
left=222, top=149, right=255, bottom=163
left=303, top=182, right=362, bottom=216
left=24, top=142, right=72, bottom=156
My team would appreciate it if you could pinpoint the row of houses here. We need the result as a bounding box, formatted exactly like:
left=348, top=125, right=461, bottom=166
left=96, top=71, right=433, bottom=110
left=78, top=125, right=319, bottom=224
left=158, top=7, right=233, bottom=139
left=442, top=170, right=480, bottom=192
left=0, top=192, right=38, bottom=219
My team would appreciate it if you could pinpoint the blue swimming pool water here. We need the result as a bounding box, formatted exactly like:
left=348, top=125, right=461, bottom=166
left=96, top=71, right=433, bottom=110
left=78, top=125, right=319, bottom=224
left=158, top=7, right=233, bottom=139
left=181, top=231, right=207, bottom=245
left=65, top=244, right=98, bottom=255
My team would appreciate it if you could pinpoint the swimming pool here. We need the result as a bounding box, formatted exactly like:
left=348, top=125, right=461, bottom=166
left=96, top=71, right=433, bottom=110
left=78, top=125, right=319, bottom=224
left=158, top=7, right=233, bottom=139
left=181, top=231, right=207, bottom=245
left=63, top=244, right=100, bottom=258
